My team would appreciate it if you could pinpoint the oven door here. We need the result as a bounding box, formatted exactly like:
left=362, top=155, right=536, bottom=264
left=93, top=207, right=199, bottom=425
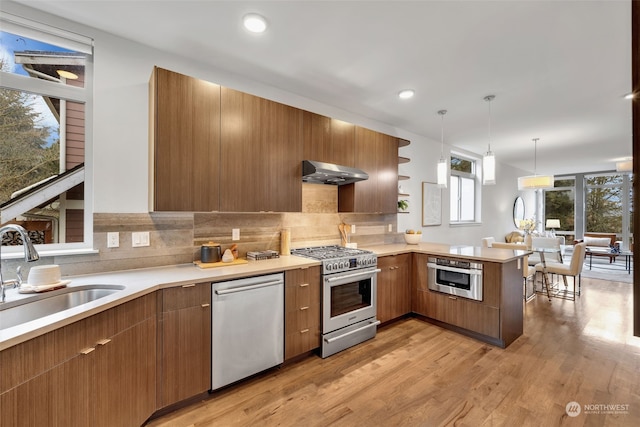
left=323, top=266, right=380, bottom=334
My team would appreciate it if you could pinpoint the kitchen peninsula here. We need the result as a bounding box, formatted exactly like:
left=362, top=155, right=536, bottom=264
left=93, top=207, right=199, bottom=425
left=0, top=243, right=527, bottom=426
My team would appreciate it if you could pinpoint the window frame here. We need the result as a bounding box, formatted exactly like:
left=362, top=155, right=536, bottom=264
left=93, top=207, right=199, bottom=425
left=449, top=152, right=481, bottom=225
left=0, top=12, right=95, bottom=258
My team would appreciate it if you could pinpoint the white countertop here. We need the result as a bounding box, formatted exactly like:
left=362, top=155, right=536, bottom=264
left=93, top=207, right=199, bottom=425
left=0, top=256, right=319, bottom=350
left=0, top=242, right=527, bottom=350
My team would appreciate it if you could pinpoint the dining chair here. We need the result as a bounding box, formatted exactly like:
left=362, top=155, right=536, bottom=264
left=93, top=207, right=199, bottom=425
left=491, top=242, right=535, bottom=301
left=481, top=237, right=495, bottom=247
left=534, top=242, right=586, bottom=301
left=528, top=236, right=564, bottom=265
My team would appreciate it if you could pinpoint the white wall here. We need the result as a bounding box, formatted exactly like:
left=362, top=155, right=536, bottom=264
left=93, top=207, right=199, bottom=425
left=396, top=132, right=537, bottom=246
left=5, top=1, right=535, bottom=247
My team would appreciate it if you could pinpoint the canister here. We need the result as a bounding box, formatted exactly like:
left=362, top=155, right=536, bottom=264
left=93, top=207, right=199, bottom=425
left=201, top=242, right=221, bottom=263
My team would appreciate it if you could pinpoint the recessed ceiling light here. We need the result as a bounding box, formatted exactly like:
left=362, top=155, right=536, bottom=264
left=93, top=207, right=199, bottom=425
left=624, top=93, right=635, bottom=100
left=243, top=13, right=267, bottom=33
left=398, top=89, right=415, bottom=99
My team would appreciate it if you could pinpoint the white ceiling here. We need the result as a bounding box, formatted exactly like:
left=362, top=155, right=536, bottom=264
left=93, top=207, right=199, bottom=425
left=16, top=0, right=633, bottom=176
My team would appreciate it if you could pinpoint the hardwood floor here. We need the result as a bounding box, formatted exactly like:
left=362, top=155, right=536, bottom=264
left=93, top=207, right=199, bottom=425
left=147, top=277, right=639, bottom=427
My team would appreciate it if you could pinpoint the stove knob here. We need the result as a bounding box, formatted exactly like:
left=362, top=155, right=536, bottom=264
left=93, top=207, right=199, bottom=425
left=333, top=262, right=339, bottom=271
left=326, top=264, right=332, bottom=271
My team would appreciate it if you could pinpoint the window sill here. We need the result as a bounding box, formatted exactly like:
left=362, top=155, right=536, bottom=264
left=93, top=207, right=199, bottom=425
left=449, top=222, right=482, bottom=227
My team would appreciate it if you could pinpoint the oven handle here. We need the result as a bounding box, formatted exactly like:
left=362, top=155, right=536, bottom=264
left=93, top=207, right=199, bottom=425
left=324, top=320, right=381, bottom=343
left=427, top=263, right=482, bottom=275
left=325, top=268, right=381, bottom=283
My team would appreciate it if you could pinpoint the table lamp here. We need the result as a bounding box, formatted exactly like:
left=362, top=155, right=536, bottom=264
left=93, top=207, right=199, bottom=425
left=545, top=219, right=560, bottom=236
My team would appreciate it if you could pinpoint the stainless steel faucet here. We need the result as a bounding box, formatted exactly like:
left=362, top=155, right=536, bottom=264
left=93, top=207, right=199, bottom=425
left=1, top=224, right=40, bottom=302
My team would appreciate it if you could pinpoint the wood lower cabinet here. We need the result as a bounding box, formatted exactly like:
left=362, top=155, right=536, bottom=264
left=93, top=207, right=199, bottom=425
left=284, top=266, right=321, bottom=360
left=339, top=127, right=398, bottom=213
left=412, top=253, right=523, bottom=347
left=150, top=66, right=221, bottom=212
left=220, top=87, right=303, bottom=212
left=0, top=294, right=157, bottom=427
left=376, top=254, right=411, bottom=323
left=157, top=283, right=211, bottom=409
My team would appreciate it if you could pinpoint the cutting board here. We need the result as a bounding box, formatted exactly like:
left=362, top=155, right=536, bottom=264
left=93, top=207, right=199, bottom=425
left=193, top=258, right=249, bottom=269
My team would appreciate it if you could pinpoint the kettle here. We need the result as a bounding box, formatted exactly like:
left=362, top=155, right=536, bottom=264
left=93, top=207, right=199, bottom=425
left=201, top=242, right=221, bottom=263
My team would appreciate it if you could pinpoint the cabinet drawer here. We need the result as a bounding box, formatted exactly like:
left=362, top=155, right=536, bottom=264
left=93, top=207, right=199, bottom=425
left=162, top=283, right=211, bottom=312
left=416, top=290, right=500, bottom=339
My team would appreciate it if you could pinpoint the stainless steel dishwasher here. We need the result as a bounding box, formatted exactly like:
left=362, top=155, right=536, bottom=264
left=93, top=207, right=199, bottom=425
left=211, top=273, right=284, bottom=390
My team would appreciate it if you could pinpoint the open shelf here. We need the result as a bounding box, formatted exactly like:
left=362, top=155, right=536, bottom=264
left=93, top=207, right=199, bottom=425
left=398, top=156, right=410, bottom=164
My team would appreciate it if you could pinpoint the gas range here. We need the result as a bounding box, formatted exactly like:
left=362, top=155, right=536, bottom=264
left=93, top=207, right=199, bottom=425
left=291, top=245, right=377, bottom=274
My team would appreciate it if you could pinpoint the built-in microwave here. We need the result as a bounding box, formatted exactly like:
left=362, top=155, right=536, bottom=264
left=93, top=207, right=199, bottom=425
left=427, top=257, right=483, bottom=301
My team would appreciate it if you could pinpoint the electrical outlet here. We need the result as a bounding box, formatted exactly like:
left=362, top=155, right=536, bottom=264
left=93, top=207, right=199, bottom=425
left=351, top=224, right=356, bottom=234
left=107, top=232, right=119, bottom=248
left=232, top=228, right=240, bottom=240
left=132, top=231, right=150, bottom=247
left=388, top=224, right=393, bottom=232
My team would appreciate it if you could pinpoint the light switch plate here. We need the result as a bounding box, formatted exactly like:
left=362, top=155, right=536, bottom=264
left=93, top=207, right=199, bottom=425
left=388, top=224, right=393, bottom=232
left=351, top=224, right=356, bottom=234
left=107, top=232, right=119, bottom=248
left=132, top=231, right=150, bottom=247
left=232, top=228, right=240, bottom=240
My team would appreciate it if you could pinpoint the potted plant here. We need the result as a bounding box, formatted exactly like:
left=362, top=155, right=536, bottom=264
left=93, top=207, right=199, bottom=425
left=398, top=199, right=409, bottom=211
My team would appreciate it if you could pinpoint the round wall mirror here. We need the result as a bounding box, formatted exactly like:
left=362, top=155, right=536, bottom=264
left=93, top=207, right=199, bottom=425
left=513, top=196, right=525, bottom=228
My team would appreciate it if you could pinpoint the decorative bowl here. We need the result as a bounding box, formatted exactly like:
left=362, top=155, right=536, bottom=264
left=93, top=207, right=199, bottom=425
left=404, top=233, right=422, bottom=244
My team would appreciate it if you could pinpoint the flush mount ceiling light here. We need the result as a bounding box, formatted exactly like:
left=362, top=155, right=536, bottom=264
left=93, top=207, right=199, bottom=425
left=517, top=138, right=554, bottom=190
left=482, top=95, right=496, bottom=186
left=398, top=89, right=415, bottom=100
left=437, top=110, right=448, bottom=189
left=243, top=13, right=268, bottom=33
left=56, top=69, right=78, bottom=80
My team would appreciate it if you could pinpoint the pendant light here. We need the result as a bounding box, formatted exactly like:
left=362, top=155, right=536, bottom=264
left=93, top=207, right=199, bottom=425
left=482, top=95, right=496, bottom=185
left=517, top=138, right=554, bottom=190
left=437, top=110, right=448, bottom=188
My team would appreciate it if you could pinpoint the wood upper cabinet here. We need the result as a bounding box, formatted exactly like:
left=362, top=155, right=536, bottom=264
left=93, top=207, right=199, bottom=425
left=0, top=294, right=157, bottom=427
left=220, top=87, right=303, bottom=212
left=157, top=283, right=212, bottom=409
left=377, top=254, right=411, bottom=324
left=302, top=111, right=355, bottom=166
left=339, top=127, right=398, bottom=213
left=284, top=266, right=321, bottom=360
left=150, top=66, right=221, bottom=212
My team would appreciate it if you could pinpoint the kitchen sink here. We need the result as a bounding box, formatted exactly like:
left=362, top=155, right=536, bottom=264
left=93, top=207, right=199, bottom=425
left=0, top=284, right=125, bottom=330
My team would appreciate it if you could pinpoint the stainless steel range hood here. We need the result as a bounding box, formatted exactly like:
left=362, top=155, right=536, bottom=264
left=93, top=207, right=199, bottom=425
left=302, top=160, right=368, bottom=185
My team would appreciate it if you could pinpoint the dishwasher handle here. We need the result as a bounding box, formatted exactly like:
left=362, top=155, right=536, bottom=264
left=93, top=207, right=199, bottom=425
left=214, top=280, right=283, bottom=295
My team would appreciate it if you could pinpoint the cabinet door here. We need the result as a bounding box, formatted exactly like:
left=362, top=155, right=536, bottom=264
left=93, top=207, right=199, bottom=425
left=158, top=283, right=212, bottom=408
left=302, top=111, right=355, bottom=166
left=152, top=67, right=221, bottom=211
left=339, top=127, right=398, bottom=213
left=0, top=347, right=91, bottom=427
left=92, top=316, right=157, bottom=427
left=220, top=87, right=303, bottom=212
left=284, top=267, right=321, bottom=359
left=377, top=254, right=411, bottom=323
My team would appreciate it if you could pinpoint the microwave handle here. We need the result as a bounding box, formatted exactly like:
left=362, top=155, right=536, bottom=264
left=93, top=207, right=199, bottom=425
left=427, top=262, right=482, bottom=275
left=326, top=268, right=382, bottom=283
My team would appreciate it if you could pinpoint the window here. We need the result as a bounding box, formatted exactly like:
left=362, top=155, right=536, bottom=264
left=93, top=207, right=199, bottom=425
left=544, top=177, right=575, bottom=241
left=0, top=12, right=93, bottom=255
left=450, top=154, right=477, bottom=223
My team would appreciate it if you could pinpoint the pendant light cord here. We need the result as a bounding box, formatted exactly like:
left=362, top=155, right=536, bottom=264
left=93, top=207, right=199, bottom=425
left=484, top=95, right=495, bottom=153
left=438, top=110, right=447, bottom=157
left=532, top=138, right=539, bottom=175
